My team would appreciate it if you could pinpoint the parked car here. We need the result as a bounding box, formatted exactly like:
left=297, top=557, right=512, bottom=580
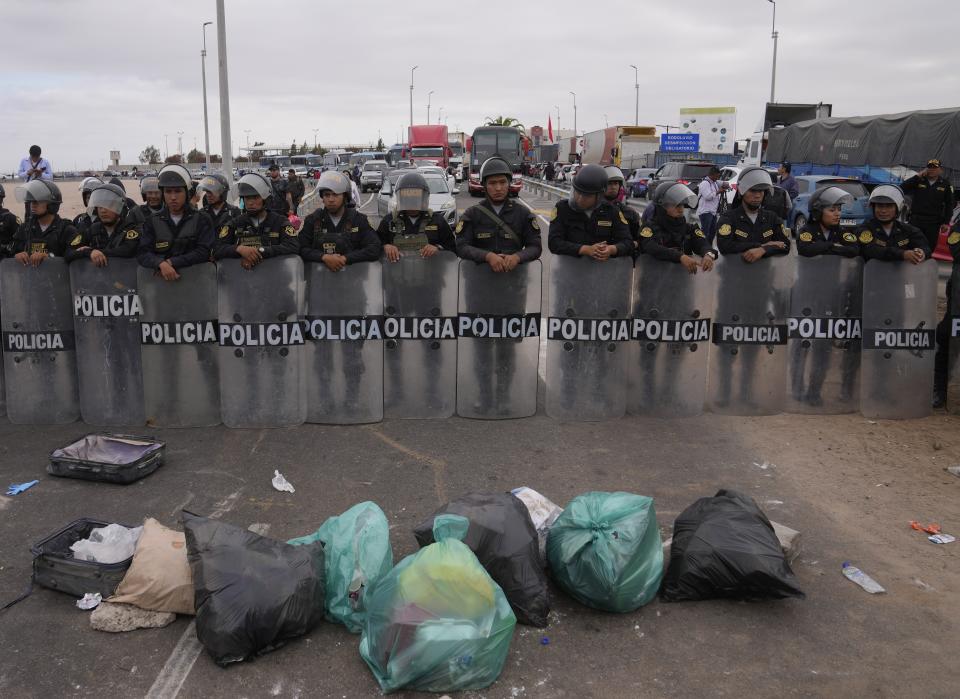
left=626, top=167, right=658, bottom=198
left=378, top=171, right=459, bottom=226
left=359, top=159, right=390, bottom=192
left=645, top=161, right=715, bottom=200
left=786, top=176, right=871, bottom=236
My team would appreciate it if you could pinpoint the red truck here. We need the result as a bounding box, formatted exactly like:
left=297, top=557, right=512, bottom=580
left=404, top=125, right=451, bottom=168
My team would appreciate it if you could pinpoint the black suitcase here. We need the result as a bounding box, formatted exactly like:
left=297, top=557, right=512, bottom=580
left=31, top=518, right=135, bottom=597
left=47, top=434, right=165, bottom=484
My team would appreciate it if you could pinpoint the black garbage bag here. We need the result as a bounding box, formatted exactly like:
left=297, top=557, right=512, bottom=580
left=413, top=492, right=550, bottom=627
left=183, top=511, right=326, bottom=666
left=660, top=489, right=805, bottom=602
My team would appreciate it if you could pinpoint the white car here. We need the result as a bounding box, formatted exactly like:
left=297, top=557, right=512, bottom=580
left=377, top=171, right=458, bottom=227
left=417, top=165, right=459, bottom=194
left=360, top=160, right=390, bottom=192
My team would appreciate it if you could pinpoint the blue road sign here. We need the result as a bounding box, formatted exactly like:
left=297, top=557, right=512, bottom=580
left=660, top=133, right=700, bottom=153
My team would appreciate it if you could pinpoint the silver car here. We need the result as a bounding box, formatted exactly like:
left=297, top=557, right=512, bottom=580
left=377, top=171, right=459, bottom=226
left=360, top=159, right=390, bottom=192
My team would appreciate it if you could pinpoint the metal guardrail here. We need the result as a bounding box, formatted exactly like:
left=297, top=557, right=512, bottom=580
left=520, top=177, right=570, bottom=199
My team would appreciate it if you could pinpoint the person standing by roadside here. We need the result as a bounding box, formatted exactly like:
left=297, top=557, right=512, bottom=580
left=778, top=162, right=798, bottom=201
left=287, top=168, right=306, bottom=211
left=16, top=145, right=53, bottom=221
left=697, top=165, right=727, bottom=245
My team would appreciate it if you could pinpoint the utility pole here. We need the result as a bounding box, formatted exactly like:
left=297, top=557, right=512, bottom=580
left=201, top=21, right=212, bottom=170
left=768, top=0, right=779, bottom=103
left=569, top=91, right=577, bottom=137
left=216, top=0, right=234, bottom=183
left=554, top=106, right=560, bottom=143
left=177, top=131, right=184, bottom=161
left=164, top=134, right=169, bottom=160
left=312, top=128, right=319, bottom=150
left=427, top=90, right=434, bottom=124
left=629, top=64, right=639, bottom=126
left=409, top=65, right=418, bottom=133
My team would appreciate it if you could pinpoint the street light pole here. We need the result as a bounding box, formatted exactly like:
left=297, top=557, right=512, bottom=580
left=604, top=114, right=609, bottom=128
left=409, top=65, right=418, bottom=133
left=427, top=90, right=434, bottom=124
left=554, top=106, right=560, bottom=144
left=201, top=21, right=212, bottom=170
left=629, top=64, right=639, bottom=126
left=768, top=0, right=778, bottom=103
left=437, top=106, right=444, bottom=124
left=569, top=91, right=577, bottom=137
left=216, top=0, right=234, bottom=184
left=177, top=131, right=184, bottom=161
left=164, top=134, right=169, bottom=161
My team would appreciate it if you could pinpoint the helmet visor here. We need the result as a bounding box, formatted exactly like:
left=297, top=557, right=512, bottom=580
left=87, top=187, right=125, bottom=215
left=15, top=180, right=54, bottom=203
left=396, top=187, right=429, bottom=212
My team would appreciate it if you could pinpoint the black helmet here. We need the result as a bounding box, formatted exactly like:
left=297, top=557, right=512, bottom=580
left=15, top=180, right=63, bottom=214
left=737, top=166, right=774, bottom=194
left=108, top=177, right=126, bottom=192
left=86, top=183, right=128, bottom=216
left=809, top=185, right=853, bottom=222
left=0, top=183, right=5, bottom=200
left=572, top=164, right=608, bottom=195
left=157, top=164, right=193, bottom=190
left=197, top=172, right=230, bottom=199
left=395, top=172, right=430, bottom=212
left=479, top=157, right=512, bottom=183
left=653, top=181, right=697, bottom=208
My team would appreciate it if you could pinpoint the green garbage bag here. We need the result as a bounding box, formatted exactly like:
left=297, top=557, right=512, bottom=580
left=288, top=501, right=393, bottom=633
left=359, top=514, right=516, bottom=694
left=546, top=491, right=663, bottom=613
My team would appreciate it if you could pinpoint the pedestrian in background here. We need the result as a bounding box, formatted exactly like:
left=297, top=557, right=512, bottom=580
left=17, top=145, right=53, bottom=221
left=778, top=162, right=798, bottom=201
left=696, top=166, right=726, bottom=245
left=901, top=158, right=955, bottom=252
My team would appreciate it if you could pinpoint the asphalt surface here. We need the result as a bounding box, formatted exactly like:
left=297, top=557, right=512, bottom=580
left=0, top=183, right=958, bottom=698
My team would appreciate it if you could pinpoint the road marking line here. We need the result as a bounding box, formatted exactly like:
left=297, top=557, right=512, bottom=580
left=364, top=426, right=447, bottom=503
left=146, top=488, right=244, bottom=699
left=357, top=193, right=375, bottom=211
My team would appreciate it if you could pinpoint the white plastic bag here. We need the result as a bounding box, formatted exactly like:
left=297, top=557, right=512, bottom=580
left=70, top=524, right=143, bottom=564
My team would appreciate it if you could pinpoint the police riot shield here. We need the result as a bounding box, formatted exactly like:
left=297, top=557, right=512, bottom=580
left=861, top=260, right=937, bottom=419
left=786, top=256, right=863, bottom=414
left=382, top=253, right=459, bottom=419
left=0, top=258, right=79, bottom=424
left=304, top=261, right=383, bottom=424
left=949, top=264, right=960, bottom=415
left=545, top=256, right=634, bottom=421
left=628, top=256, right=715, bottom=417
left=217, top=256, right=306, bottom=428
left=708, top=255, right=795, bottom=416
left=71, top=258, right=145, bottom=426
left=456, top=260, right=542, bottom=419
left=138, top=263, right=220, bottom=427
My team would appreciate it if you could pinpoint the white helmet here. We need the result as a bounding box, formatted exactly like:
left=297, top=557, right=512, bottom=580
left=157, top=164, right=193, bottom=190
left=868, top=184, right=905, bottom=212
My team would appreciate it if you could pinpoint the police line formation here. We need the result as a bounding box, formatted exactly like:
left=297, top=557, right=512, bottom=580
left=2, top=161, right=959, bottom=427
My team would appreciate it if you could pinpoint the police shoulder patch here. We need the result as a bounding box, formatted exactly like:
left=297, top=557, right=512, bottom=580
left=897, top=238, right=909, bottom=247
left=70, top=234, right=82, bottom=246
left=799, top=231, right=813, bottom=242
left=455, top=221, right=464, bottom=234
left=15, top=217, right=22, bottom=225
left=695, top=228, right=705, bottom=239
left=781, top=224, right=790, bottom=236
left=947, top=231, right=960, bottom=245
left=618, top=210, right=628, bottom=225
left=284, top=225, right=297, bottom=237
left=640, top=227, right=654, bottom=238
left=858, top=230, right=874, bottom=244
left=531, top=218, right=540, bottom=230
left=549, top=207, right=558, bottom=221
left=843, top=231, right=857, bottom=243
left=125, top=229, right=139, bottom=240
left=218, top=225, right=230, bottom=239
left=718, top=223, right=732, bottom=236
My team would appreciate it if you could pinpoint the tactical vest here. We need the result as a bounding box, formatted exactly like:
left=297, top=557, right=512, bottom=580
left=389, top=212, right=432, bottom=252
left=232, top=214, right=281, bottom=247
left=25, top=217, right=70, bottom=255
left=310, top=210, right=356, bottom=255
left=152, top=212, right=199, bottom=256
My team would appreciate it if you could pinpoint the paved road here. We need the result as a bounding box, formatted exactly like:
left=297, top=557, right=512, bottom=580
left=0, top=182, right=958, bottom=698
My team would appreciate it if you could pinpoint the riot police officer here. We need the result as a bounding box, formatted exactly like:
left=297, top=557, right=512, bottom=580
left=66, top=183, right=139, bottom=265
left=901, top=159, right=955, bottom=252
left=73, top=176, right=103, bottom=234
left=858, top=185, right=929, bottom=263
left=796, top=186, right=860, bottom=257
left=266, top=162, right=293, bottom=215
left=603, top=166, right=640, bottom=245
left=12, top=180, right=77, bottom=265
left=377, top=171, right=455, bottom=262
left=126, top=176, right=164, bottom=226
left=137, top=163, right=215, bottom=281
left=300, top=171, right=380, bottom=271
left=107, top=177, right=138, bottom=212
left=934, top=218, right=960, bottom=407
left=716, top=166, right=791, bottom=261
left=0, top=184, right=21, bottom=258
left=638, top=181, right=716, bottom=272
left=456, top=157, right=542, bottom=269
left=548, top=164, right=632, bottom=259
left=214, top=173, right=300, bottom=268
left=197, top=171, right=240, bottom=230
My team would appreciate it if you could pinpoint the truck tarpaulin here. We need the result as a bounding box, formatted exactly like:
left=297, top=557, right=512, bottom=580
left=765, top=107, right=960, bottom=170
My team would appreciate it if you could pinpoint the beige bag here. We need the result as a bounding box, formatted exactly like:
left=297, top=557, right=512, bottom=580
left=109, top=517, right=195, bottom=615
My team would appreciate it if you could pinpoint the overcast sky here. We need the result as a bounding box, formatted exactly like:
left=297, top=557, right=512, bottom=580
left=3, top=0, right=957, bottom=172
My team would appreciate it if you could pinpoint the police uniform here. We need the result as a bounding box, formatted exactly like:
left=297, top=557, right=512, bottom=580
left=796, top=221, right=860, bottom=257
left=638, top=213, right=716, bottom=262
left=455, top=198, right=542, bottom=263
left=902, top=173, right=955, bottom=249
left=125, top=204, right=163, bottom=227
left=12, top=215, right=77, bottom=257
left=934, top=222, right=960, bottom=400
left=548, top=199, right=633, bottom=258
left=72, top=211, right=96, bottom=235
left=268, top=176, right=290, bottom=215
left=0, top=205, right=21, bottom=258
left=857, top=218, right=929, bottom=261
left=137, top=206, right=215, bottom=270
left=299, top=208, right=381, bottom=264
left=213, top=210, right=300, bottom=260
left=616, top=201, right=641, bottom=244
left=203, top=201, right=241, bottom=231
left=65, top=218, right=140, bottom=263
left=716, top=206, right=791, bottom=257
left=376, top=211, right=455, bottom=252
left=287, top=177, right=305, bottom=209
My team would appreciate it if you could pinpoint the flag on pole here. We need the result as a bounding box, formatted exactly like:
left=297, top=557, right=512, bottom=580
left=547, top=115, right=554, bottom=143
